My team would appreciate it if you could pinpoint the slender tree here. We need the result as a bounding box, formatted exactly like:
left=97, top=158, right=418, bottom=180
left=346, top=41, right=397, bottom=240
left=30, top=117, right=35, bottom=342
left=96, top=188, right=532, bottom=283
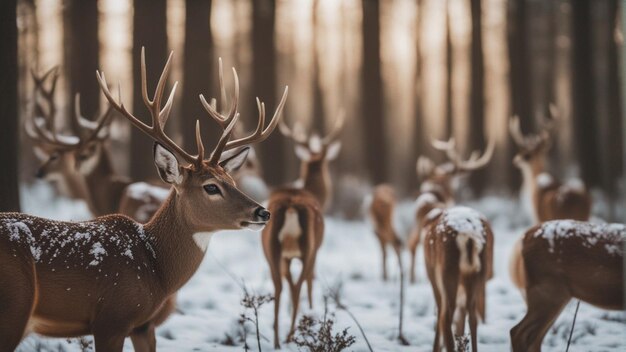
left=410, top=0, right=426, bottom=190
left=63, top=0, right=100, bottom=124
left=571, top=0, right=600, bottom=187
left=131, top=0, right=168, bottom=180
left=361, top=0, right=386, bottom=184
left=251, top=0, right=285, bottom=185
left=311, top=0, right=325, bottom=134
left=181, top=0, right=214, bottom=150
left=0, top=0, right=21, bottom=212
left=468, top=0, right=487, bottom=192
left=444, top=0, right=453, bottom=139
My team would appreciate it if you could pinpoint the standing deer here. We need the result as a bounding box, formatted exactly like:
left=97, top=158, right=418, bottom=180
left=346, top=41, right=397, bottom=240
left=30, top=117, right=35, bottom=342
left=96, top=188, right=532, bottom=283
left=509, top=107, right=591, bottom=223
left=368, top=184, right=403, bottom=281
left=408, top=137, right=494, bottom=284
left=262, top=188, right=324, bottom=348
left=423, top=205, right=494, bottom=352
left=509, top=220, right=624, bottom=351
left=278, top=112, right=344, bottom=211
left=0, top=48, right=287, bottom=352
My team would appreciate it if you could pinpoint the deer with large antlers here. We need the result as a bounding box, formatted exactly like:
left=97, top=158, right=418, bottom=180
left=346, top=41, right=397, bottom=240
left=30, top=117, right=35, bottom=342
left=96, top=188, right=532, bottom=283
left=509, top=106, right=591, bottom=223
left=278, top=112, right=344, bottom=211
left=0, top=48, right=287, bottom=352
left=407, top=137, right=494, bottom=284
left=509, top=220, right=624, bottom=351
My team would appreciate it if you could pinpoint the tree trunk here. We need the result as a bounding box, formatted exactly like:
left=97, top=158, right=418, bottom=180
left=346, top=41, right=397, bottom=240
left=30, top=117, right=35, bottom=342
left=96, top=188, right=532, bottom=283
left=311, top=0, right=325, bottom=134
left=571, top=0, right=600, bottom=187
left=0, top=0, right=21, bottom=212
left=131, top=0, right=168, bottom=180
left=506, top=0, right=531, bottom=188
left=361, top=0, right=386, bottom=184
left=251, top=0, right=285, bottom=185
left=468, top=0, right=486, bottom=192
left=63, top=0, right=100, bottom=125
left=181, top=0, right=214, bottom=151
left=444, top=0, right=453, bottom=139
left=410, top=0, right=425, bottom=190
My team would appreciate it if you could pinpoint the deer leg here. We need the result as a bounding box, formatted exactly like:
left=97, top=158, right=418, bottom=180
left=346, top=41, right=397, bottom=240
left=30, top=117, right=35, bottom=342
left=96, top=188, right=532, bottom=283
left=409, top=246, right=417, bottom=284
left=93, top=330, right=126, bottom=352
left=0, top=257, right=35, bottom=351
left=305, top=259, right=316, bottom=309
left=377, top=235, right=388, bottom=281
left=510, top=283, right=569, bottom=352
left=130, top=322, right=156, bottom=352
left=442, top=275, right=458, bottom=352
left=286, top=275, right=305, bottom=343
left=270, top=253, right=284, bottom=349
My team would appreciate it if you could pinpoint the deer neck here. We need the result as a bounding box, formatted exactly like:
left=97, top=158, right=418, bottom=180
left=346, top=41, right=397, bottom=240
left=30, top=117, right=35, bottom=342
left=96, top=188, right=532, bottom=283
left=143, top=190, right=208, bottom=295
left=58, top=171, right=99, bottom=216
left=519, top=159, right=545, bottom=224
left=84, top=150, right=129, bottom=215
left=301, top=160, right=330, bottom=209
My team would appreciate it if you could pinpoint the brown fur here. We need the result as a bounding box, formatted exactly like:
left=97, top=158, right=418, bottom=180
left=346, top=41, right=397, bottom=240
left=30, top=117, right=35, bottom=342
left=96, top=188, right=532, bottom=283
left=262, top=188, right=324, bottom=349
left=423, top=208, right=494, bottom=352
left=510, top=221, right=624, bottom=351
left=369, top=184, right=402, bottom=281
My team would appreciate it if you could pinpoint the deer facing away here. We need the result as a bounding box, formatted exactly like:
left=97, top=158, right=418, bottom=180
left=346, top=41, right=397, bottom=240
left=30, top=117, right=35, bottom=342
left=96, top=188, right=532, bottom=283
left=0, top=48, right=287, bottom=352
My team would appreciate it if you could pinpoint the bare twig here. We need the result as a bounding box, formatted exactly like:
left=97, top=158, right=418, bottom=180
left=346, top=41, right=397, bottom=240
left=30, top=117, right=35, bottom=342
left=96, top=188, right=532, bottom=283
left=326, top=282, right=374, bottom=352
left=566, top=300, right=581, bottom=352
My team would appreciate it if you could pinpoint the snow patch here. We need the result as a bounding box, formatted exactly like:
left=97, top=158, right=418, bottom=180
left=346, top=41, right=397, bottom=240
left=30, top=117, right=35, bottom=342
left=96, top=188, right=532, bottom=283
left=536, top=220, right=625, bottom=255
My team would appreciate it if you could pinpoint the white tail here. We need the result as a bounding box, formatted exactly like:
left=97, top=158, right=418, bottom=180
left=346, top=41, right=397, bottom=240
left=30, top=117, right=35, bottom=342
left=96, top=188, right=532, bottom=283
left=456, top=231, right=484, bottom=274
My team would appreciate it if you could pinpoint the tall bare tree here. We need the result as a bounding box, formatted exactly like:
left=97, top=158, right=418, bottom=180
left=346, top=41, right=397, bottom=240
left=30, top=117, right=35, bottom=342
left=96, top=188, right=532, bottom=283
left=468, top=0, right=487, bottom=192
left=131, top=0, right=168, bottom=180
left=63, top=0, right=100, bottom=124
left=181, top=0, right=214, bottom=150
left=251, top=0, right=285, bottom=185
left=0, top=0, right=21, bottom=212
left=444, top=0, right=453, bottom=139
left=311, top=0, right=325, bottom=134
left=571, top=0, right=600, bottom=187
left=361, top=0, right=386, bottom=184
left=410, top=0, right=426, bottom=190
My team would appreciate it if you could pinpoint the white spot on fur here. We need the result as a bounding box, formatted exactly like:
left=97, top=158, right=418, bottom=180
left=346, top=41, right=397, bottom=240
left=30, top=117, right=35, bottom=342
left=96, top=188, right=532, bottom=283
left=192, top=232, right=215, bottom=252
left=279, top=208, right=302, bottom=259
left=536, top=172, right=554, bottom=189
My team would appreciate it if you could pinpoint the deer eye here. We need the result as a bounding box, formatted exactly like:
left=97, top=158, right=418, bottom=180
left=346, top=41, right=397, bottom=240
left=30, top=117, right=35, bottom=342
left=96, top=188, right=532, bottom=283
left=203, top=184, right=221, bottom=196
left=49, top=153, right=59, bottom=161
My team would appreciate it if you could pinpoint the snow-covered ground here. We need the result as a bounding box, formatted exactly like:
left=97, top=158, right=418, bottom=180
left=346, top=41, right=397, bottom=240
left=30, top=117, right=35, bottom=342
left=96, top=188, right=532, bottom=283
left=16, top=183, right=626, bottom=351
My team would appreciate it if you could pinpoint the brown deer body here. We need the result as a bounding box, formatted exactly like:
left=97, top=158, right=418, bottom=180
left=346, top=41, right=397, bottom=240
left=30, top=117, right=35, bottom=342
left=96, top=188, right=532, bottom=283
left=408, top=137, right=494, bottom=284
left=509, top=109, right=591, bottom=223
left=0, top=49, right=287, bottom=351
left=423, top=206, right=494, bottom=352
left=279, top=112, right=344, bottom=211
left=262, top=188, right=324, bottom=348
left=369, top=184, right=402, bottom=281
left=509, top=220, right=624, bottom=351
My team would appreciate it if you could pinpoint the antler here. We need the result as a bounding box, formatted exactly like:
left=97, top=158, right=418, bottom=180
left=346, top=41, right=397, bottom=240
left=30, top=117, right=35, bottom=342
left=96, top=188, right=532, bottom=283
left=509, top=104, right=557, bottom=149
left=321, top=110, right=345, bottom=145
left=280, top=108, right=345, bottom=148
left=73, top=93, right=115, bottom=142
left=432, top=137, right=495, bottom=172
left=199, top=58, right=289, bottom=164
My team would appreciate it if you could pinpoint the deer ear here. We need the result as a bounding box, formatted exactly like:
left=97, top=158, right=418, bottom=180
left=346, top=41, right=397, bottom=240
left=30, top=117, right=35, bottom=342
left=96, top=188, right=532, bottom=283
left=219, top=146, right=250, bottom=173
left=295, top=145, right=311, bottom=161
left=153, top=143, right=182, bottom=184
left=325, top=141, right=341, bottom=160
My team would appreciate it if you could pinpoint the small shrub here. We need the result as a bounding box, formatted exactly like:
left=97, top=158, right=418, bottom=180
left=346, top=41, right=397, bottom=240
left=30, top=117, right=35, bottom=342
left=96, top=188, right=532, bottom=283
left=293, top=312, right=356, bottom=352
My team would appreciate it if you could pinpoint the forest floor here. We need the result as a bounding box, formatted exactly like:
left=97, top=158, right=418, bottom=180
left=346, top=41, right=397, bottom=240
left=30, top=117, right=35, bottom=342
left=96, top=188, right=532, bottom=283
left=16, top=182, right=626, bottom=352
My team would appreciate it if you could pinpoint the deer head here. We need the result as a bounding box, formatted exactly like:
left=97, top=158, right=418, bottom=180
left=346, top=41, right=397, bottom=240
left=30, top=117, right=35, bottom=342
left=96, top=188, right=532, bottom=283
left=25, top=67, right=114, bottom=180
left=417, top=137, right=495, bottom=201
left=509, top=105, right=556, bottom=173
left=97, top=48, right=288, bottom=232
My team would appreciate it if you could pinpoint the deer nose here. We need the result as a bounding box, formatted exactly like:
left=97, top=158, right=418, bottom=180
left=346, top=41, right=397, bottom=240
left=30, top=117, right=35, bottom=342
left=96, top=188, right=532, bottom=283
left=35, top=168, right=45, bottom=179
left=255, top=207, right=270, bottom=222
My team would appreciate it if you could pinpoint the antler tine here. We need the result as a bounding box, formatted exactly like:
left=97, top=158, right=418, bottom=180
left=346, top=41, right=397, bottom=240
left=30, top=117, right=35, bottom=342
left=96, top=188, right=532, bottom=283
left=96, top=48, right=197, bottom=165
left=508, top=115, right=529, bottom=148
left=195, top=120, right=205, bottom=162
left=455, top=137, right=495, bottom=171
left=224, top=86, right=289, bottom=152
left=199, top=67, right=240, bottom=128
left=218, top=58, right=228, bottom=113
left=431, top=137, right=456, bottom=152
left=322, top=109, right=345, bottom=145
left=80, top=103, right=116, bottom=144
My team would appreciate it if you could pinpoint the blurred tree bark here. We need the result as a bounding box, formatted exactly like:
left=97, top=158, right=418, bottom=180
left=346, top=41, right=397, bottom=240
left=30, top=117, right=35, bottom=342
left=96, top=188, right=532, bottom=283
left=63, top=0, right=100, bottom=125
left=181, top=0, right=214, bottom=151
left=444, top=0, right=453, bottom=139
left=131, top=0, right=168, bottom=180
left=0, top=0, right=21, bottom=212
left=361, top=0, right=386, bottom=184
left=468, top=0, right=487, bottom=192
left=311, top=0, right=325, bottom=134
left=571, top=0, right=600, bottom=187
left=410, top=0, right=425, bottom=190
left=507, top=0, right=531, bottom=188
left=251, top=0, right=285, bottom=185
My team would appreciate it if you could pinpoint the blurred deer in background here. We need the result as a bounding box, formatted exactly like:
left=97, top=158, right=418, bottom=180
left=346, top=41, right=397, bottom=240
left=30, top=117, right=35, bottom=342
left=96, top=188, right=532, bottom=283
left=509, top=220, right=624, bottom=351
left=408, top=137, right=494, bottom=284
left=0, top=48, right=286, bottom=352
left=509, top=106, right=591, bottom=223
left=368, top=184, right=403, bottom=281
left=279, top=111, right=344, bottom=211
left=262, top=187, right=324, bottom=349
left=25, top=67, right=170, bottom=221
left=423, top=205, right=494, bottom=352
